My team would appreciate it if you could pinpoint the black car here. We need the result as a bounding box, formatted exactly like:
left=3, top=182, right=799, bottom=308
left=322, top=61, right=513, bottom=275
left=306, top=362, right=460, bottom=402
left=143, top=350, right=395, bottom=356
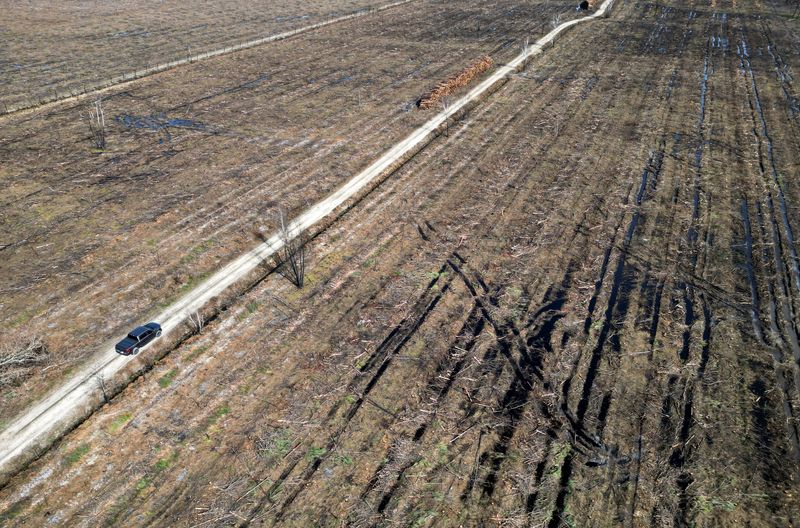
left=115, top=322, right=162, bottom=355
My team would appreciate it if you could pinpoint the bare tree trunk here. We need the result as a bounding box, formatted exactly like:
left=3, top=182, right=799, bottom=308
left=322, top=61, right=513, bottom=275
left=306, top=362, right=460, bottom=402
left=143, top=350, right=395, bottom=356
left=88, top=99, right=106, bottom=149
left=441, top=97, right=451, bottom=137
left=94, top=373, right=109, bottom=403
left=271, top=209, right=307, bottom=288
left=187, top=310, right=205, bottom=333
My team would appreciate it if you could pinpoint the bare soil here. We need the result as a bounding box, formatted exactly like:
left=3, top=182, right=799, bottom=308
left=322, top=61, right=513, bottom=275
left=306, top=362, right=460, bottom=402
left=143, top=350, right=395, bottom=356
left=0, top=0, right=403, bottom=111
left=0, top=0, right=579, bottom=454
left=2, top=0, right=800, bottom=526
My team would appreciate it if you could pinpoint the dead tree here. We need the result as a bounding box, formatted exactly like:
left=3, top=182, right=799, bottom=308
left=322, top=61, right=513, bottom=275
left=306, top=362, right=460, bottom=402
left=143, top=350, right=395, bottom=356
left=187, top=310, right=205, bottom=333
left=87, top=99, right=106, bottom=149
left=94, top=373, right=110, bottom=403
left=271, top=210, right=307, bottom=288
left=441, top=98, right=452, bottom=137
left=0, top=335, right=48, bottom=386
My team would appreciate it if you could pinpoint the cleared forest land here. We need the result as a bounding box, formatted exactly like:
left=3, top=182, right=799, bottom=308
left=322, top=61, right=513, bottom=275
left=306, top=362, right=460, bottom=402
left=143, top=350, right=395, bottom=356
left=2, top=0, right=800, bottom=526
left=0, top=0, right=579, bottom=433
left=0, top=0, right=408, bottom=111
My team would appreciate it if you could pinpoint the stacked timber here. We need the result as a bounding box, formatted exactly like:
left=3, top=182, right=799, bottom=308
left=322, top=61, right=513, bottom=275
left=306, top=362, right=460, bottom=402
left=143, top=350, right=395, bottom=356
left=418, top=56, right=494, bottom=110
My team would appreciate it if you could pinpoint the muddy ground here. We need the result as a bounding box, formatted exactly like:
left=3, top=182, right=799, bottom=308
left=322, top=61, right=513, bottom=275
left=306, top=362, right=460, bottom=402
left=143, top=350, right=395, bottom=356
left=2, top=0, right=800, bottom=526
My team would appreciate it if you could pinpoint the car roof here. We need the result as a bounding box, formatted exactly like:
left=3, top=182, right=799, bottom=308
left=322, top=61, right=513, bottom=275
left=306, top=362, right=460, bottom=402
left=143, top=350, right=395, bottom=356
left=129, top=326, right=151, bottom=338
left=144, top=322, right=161, bottom=330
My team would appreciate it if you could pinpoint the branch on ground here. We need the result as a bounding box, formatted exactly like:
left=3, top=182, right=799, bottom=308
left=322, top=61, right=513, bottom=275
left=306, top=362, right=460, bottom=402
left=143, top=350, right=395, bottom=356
left=0, top=335, right=49, bottom=387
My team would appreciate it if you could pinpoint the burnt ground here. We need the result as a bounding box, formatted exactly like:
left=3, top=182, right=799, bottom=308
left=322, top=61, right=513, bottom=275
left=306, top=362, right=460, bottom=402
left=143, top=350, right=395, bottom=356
left=2, top=0, right=800, bottom=526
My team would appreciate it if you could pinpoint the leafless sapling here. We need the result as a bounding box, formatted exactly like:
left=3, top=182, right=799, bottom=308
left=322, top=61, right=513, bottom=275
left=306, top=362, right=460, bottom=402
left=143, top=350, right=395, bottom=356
left=87, top=99, right=106, bottom=150
left=271, top=210, right=307, bottom=289
left=187, top=310, right=205, bottom=333
left=94, top=373, right=110, bottom=403
left=441, top=97, right=452, bottom=137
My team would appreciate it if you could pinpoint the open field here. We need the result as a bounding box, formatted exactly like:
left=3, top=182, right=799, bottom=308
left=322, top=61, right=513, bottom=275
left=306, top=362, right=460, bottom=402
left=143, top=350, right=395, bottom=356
left=0, top=0, right=580, bottom=432
left=2, top=0, right=800, bottom=526
left=0, top=0, right=410, bottom=112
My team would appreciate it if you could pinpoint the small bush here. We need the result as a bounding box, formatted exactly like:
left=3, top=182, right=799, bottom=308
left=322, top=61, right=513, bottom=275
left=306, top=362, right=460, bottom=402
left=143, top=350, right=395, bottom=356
left=157, top=368, right=178, bottom=388
left=108, top=413, right=132, bottom=433
left=306, top=446, right=327, bottom=461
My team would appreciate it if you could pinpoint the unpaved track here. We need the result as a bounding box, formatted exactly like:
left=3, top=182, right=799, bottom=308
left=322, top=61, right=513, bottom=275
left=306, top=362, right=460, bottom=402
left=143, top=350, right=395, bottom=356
left=0, top=0, right=614, bottom=483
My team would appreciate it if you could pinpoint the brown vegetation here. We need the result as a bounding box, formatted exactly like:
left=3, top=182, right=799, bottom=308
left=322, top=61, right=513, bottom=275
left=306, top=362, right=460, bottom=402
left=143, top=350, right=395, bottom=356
left=0, top=0, right=574, bottom=431
left=0, top=335, right=48, bottom=387
left=418, top=55, right=494, bottom=109
left=2, top=0, right=800, bottom=526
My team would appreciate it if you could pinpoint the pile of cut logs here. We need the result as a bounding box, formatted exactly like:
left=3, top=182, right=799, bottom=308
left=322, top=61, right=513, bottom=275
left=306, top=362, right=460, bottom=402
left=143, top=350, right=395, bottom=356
left=418, top=56, right=493, bottom=110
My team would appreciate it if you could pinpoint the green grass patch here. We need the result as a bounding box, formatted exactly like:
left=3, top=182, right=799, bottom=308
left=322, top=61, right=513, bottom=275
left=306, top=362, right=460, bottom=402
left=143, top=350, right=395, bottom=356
left=425, top=270, right=447, bottom=281
left=411, top=509, right=436, bottom=527
left=333, top=454, right=353, bottom=466
left=136, top=476, right=152, bottom=491
left=354, top=357, right=368, bottom=370
left=436, top=442, right=449, bottom=462
left=258, top=429, right=293, bottom=461
left=108, top=413, right=132, bottom=433
left=269, top=482, right=284, bottom=501
left=208, top=404, right=231, bottom=426
left=547, top=442, right=572, bottom=480
left=177, top=272, right=210, bottom=295
left=179, top=239, right=217, bottom=266
left=63, top=443, right=90, bottom=467
left=238, top=300, right=261, bottom=321
left=184, top=345, right=208, bottom=362
left=154, top=451, right=179, bottom=472
left=0, top=499, right=26, bottom=522
left=158, top=368, right=178, bottom=388
left=697, top=496, right=736, bottom=513
left=306, top=446, right=327, bottom=461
